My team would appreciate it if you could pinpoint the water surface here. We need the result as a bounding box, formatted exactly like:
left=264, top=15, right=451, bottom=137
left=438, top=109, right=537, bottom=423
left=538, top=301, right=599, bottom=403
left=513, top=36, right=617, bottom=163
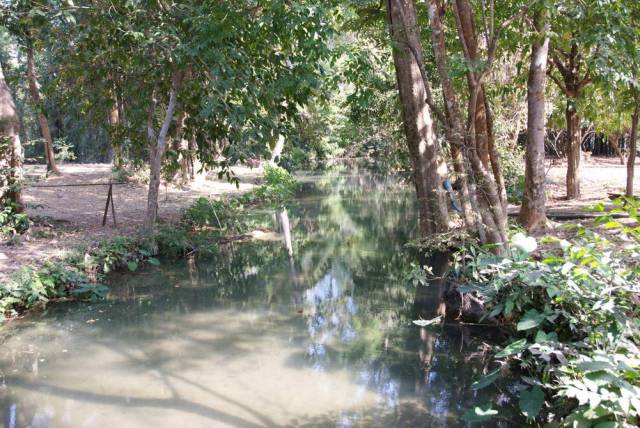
left=0, top=169, right=515, bottom=427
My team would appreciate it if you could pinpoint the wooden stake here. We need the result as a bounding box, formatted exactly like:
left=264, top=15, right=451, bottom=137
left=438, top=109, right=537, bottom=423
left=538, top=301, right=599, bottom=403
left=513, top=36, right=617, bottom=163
left=102, top=182, right=117, bottom=226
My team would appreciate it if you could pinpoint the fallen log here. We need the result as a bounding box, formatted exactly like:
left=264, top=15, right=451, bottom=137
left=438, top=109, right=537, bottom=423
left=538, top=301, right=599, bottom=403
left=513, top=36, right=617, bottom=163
left=507, top=210, right=628, bottom=220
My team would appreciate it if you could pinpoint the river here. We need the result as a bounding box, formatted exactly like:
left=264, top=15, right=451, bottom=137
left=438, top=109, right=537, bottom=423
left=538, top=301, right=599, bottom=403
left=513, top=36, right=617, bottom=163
left=0, top=168, right=517, bottom=427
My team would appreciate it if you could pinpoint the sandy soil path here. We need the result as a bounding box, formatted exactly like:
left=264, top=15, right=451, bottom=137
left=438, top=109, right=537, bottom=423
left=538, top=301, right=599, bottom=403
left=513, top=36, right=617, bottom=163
left=1, top=164, right=262, bottom=282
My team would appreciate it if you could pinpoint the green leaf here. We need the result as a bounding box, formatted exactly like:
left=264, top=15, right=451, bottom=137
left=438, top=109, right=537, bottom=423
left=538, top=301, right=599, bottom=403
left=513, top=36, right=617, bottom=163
left=495, top=339, right=528, bottom=358
left=519, top=386, right=544, bottom=418
left=471, top=369, right=500, bottom=390
left=517, top=309, right=545, bottom=331
left=148, top=257, right=161, bottom=266
left=461, top=403, right=499, bottom=422
left=127, top=261, right=138, bottom=271
left=505, top=298, right=514, bottom=316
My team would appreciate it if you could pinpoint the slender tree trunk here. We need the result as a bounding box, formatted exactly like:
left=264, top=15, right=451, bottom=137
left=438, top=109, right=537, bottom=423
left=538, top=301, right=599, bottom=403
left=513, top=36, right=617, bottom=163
left=425, top=0, right=476, bottom=233
left=387, top=0, right=450, bottom=236
left=188, top=134, right=196, bottom=180
left=627, top=105, right=638, bottom=197
left=483, top=93, right=507, bottom=209
left=144, top=72, right=183, bottom=232
left=519, top=10, right=550, bottom=232
left=108, top=100, right=123, bottom=169
left=26, top=44, right=60, bottom=175
left=454, top=0, right=490, bottom=168
left=175, top=111, right=191, bottom=185
left=426, top=0, right=506, bottom=250
left=1, top=61, right=23, bottom=211
left=608, top=133, right=625, bottom=165
left=566, top=100, right=581, bottom=199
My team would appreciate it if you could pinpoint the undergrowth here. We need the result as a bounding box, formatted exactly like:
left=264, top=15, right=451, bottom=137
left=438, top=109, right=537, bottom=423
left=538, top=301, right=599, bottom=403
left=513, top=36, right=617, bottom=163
left=183, top=164, right=298, bottom=232
left=450, top=198, right=640, bottom=426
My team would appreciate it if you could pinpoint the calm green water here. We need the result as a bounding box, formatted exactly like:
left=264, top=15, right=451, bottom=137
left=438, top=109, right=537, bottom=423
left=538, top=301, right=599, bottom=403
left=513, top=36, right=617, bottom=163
left=0, top=168, right=518, bottom=427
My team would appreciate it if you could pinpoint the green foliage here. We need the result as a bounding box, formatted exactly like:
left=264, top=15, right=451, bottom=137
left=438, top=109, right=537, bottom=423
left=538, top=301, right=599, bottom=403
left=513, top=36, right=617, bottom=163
left=450, top=205, right=640, bottom=425
left=155, top=226, right=195, bottom=258
left=0, top=203, right=29, bottom=238
left=0, top=261, right=91, bottom=315
left=183, top=197, right=245, bottom=231
left=497, top=140, right=525, bottom=204
left=184, top=166, right=298, bottom=231
left=252, top=165, right=298, bottom=203
left=111, top=167, right=129, bottom=183
left=52, top=137, right=76, bottom=162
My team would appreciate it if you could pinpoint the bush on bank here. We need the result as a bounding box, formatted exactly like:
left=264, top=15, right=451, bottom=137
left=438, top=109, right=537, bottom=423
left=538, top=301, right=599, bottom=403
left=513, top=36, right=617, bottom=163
left=451, top=198, right=640, bottom=426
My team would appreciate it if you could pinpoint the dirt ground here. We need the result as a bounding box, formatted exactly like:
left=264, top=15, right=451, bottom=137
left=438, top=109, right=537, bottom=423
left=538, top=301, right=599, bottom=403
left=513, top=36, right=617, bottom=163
left=0, top=163, right=263, bottom=282
left=543, top=157, right=638, bottom=211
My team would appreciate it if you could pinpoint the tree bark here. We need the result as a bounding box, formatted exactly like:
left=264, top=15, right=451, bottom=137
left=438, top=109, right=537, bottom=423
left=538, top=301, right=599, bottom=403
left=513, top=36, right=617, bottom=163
left=609, top=132, right=625, bottom=165
left=175, top=111, right=191, bottom=185
left=1, top=61, right=23, bottom=211
left=627, top=105, right=638, bottom=197
left=566, top=100, right=581, bottom=199
left=426, top=0, right=507, bottom=250
left=387, top=0, right=450, bottom=236
left=108, top=100, right=123, bottom=169
left=549, top=42, right=589, bottom=200
left=454, top=0, right=490, bottom=168
left=144, top=72, right=183, bottom=232
left=519, top=10, right=550, bottom=232
left=26, top=44, right=60, bottom=175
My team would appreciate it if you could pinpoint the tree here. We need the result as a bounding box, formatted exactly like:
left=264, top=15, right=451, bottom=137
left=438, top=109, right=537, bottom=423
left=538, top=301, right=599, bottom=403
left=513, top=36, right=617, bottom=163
left=546, top=1, right=628, bottom=199
left=519, top=7, right=550, bottom=232
left=0, top=60, right=23, bottom=210
left=59, top=0, right=335, bottom=232
left=629, top=102, right=638, bottom=197
left=25, top=40, right=59, bottom=174
left=1, top=1, right=65, bottom=174
left=386, top=0, right=450, bottom=236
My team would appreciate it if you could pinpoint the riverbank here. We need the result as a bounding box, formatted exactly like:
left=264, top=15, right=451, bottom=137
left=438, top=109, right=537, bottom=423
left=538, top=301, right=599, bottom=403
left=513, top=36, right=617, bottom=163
left=0, top=164, right=297, bottom=317
left=1, top=163, right=263, bottom=283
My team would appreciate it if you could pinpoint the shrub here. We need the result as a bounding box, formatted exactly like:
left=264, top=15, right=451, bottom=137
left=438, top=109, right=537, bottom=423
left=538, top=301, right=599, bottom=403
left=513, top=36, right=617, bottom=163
left=53, top=138, right=76, bottom=162
left=450, top=203, right=640, bottom=425
left=0, top=203, right=30, bottom=238
left=497, top=141, right=525, bottom=204
left=251, top=164, right=298, bottom=203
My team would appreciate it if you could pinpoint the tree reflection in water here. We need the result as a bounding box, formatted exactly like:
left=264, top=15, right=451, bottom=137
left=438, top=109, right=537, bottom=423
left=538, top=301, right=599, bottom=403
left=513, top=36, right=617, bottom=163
left=0, top=166, right=520, bottom=427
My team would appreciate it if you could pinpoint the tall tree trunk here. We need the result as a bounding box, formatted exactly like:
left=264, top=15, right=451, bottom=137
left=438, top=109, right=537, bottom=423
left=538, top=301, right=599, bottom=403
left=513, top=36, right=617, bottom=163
left=387, top=0, right=450, bottom=236
left=519, top=10, right=550, bottom=232
left=271, top=134, right=285, bottom=164
left=1, top=61, right=23, bottom=211
left=483, top=92, right=507, bottom=209
left=550, top=42, right=589, bottom=200
left=566, top=100, right=581, bottom=199
left=627, top=104, right=638, bottom=197
left=26, top=44, right=60, bottom=175
left=144, top=72, right=183, bottom=232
